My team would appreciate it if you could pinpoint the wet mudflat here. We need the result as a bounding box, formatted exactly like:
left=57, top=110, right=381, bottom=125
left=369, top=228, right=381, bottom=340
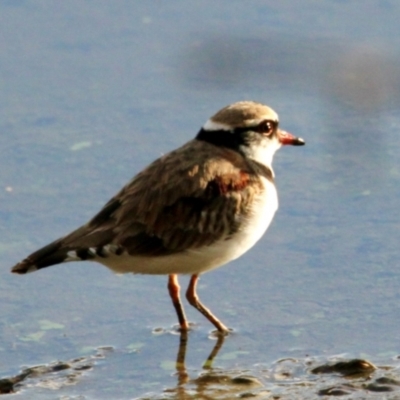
left=1, top=1, right=400, bottom=399
left=3, top=336, right=400, bottom=399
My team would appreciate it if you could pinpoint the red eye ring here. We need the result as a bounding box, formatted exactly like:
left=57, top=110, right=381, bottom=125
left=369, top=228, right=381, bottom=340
left=255, top=120, right=275, bottom=136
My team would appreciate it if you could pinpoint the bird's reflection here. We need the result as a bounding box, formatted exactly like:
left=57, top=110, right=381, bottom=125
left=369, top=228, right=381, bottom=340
left=165, top=330, right=263, bottom=399
left=175, top=330, right=225, bottom=386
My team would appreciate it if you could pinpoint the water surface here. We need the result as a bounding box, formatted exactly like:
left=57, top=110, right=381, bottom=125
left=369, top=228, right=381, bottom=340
left=1, top=1, right=400, bottom=398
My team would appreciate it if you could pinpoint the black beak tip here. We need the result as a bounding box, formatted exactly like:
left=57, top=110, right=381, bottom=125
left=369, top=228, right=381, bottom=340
left=294, top=137, right=305, bottom=146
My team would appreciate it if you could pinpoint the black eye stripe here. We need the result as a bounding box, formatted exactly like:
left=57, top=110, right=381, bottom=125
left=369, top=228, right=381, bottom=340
left=195, top=119, right=279, bottom=154
left=233, top=120, right=278, bottom=135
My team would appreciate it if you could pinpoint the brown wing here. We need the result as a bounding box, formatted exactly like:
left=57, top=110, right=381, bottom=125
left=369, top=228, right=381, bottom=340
left=11, top=140, right=272, bottom=273
left=64, top=140, right=268, bottom=256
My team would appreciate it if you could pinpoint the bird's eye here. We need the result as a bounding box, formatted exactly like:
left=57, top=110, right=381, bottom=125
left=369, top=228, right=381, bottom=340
left=255, top=120, right=275, bottom=136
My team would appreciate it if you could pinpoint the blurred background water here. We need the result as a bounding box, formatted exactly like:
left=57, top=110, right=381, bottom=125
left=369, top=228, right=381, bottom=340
left=1, top=1, right=400, bottom=398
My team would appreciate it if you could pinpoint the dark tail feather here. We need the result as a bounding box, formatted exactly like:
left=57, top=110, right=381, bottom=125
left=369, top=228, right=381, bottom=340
left=11, top=226, right=115, bottom=274
left=11, top=240, right=66, bottom=274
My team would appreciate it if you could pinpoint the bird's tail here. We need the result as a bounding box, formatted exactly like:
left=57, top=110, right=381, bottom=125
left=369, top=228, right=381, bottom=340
left=11, top=223, right=117, bottom=274
left=11, top=239, right=69, bottom=274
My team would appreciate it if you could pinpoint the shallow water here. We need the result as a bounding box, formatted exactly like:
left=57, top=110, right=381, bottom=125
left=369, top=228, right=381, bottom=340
left=1, top=1, right=400, bottom=398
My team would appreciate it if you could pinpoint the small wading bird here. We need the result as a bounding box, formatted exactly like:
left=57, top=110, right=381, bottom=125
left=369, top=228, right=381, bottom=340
left=12, top=101, right=305, bottom=334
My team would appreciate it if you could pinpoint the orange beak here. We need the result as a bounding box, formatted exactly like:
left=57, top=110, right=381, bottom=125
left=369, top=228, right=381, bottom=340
left=278, top=130, right=305, bottom=146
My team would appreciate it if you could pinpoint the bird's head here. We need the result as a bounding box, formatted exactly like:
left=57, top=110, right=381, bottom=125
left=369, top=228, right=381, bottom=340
left=197, top=101, right=305, bottom=168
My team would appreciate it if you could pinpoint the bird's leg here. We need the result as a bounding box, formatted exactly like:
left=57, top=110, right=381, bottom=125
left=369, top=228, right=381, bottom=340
left=186, top=274, right=229, bottom=333
left=168, top=274, right=190, bottom=331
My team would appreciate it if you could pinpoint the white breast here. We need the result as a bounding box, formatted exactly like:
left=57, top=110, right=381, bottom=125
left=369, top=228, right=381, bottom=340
left=99, top=177, right=278, bottom=275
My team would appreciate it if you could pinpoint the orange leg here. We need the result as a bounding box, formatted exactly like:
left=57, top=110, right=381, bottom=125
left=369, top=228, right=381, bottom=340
left=186, top=274, right=229, bottom=333
left=168, top=274, right=189, bottom=330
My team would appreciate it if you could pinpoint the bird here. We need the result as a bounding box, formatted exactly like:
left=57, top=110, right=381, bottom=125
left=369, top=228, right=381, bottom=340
left=11, top=101, right=305, bottom=334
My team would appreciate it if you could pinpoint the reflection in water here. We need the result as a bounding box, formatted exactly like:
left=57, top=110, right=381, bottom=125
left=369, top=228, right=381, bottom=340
left=175, top=330, right=225, bottom=386
left=161, top=339, right=395, bottom=400
left=167, top=330, right=265, bottom=399
left=2, top=336, right=400, bottom=399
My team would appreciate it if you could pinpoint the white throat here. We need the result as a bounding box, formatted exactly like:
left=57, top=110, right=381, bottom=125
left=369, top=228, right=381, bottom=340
left=242, top=139, right=281, bottom=174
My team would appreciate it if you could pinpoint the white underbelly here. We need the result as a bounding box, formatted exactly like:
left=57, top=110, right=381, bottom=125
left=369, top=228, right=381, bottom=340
left=100, top=178, right=278, bottom=275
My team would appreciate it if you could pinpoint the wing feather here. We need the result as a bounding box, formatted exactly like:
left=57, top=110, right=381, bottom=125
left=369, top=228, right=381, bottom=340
left=62, top=140, right=271, bottom=256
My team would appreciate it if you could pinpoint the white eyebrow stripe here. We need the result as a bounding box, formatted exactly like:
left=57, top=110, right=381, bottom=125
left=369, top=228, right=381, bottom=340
left=203, top=117, right=279, bottom=132
left=203, top=119, right=232, bottom=131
